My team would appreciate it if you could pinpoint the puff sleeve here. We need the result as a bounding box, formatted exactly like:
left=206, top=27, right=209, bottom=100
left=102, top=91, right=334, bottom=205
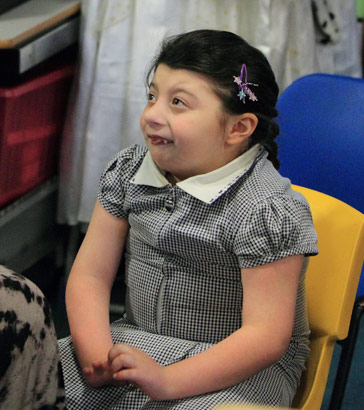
left=234, top=194, right=318, bottom=269
left=97, top=145, right=143, bottom=219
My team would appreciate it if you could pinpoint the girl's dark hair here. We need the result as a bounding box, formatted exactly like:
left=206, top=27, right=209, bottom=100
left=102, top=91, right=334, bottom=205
left=147, top=29, right=280, bottom=169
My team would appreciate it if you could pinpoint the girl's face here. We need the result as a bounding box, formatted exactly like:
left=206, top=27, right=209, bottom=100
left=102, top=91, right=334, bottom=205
left=140, top=64, right=239, bottom=182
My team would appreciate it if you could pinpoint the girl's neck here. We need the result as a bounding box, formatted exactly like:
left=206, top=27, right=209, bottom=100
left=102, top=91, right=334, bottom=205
left=166, top=172, right=179, bottom=186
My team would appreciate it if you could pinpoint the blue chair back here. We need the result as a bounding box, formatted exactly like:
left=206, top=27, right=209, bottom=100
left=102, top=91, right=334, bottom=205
left=276, top=73, right=364, bottom=297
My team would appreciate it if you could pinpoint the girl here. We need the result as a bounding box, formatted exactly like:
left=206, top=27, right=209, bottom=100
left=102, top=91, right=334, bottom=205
left=59, top=30, right=318, bottom=409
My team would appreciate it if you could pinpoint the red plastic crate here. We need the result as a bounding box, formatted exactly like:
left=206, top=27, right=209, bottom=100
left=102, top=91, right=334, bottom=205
left=0, top=63, right=74, bottom=208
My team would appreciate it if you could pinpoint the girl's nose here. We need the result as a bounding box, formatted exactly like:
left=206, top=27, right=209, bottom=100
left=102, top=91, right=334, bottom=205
left=144, top=101, right=165, bottom=127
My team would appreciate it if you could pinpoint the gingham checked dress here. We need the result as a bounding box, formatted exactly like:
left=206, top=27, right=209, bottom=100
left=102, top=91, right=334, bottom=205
left=59, top=143, right=318, bottom=409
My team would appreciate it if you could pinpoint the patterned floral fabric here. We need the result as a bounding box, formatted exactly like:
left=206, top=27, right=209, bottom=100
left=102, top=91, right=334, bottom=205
left=0, top=266, right=66, bottom=410
left=59, top=145, right=318, bottom=409
left=311, top=0, right=340, bottom=44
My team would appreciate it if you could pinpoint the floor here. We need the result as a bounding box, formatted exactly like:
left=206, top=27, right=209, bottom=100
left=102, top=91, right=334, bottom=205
left=24, top=257, right=364, bottom=410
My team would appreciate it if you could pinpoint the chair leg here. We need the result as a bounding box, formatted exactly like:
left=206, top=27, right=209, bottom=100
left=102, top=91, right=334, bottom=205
left=328, top=296, right=364, bottom=410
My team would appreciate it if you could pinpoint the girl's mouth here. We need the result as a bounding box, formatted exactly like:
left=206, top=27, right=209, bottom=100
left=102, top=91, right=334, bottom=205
left=149, top=135, right=172, bottom=145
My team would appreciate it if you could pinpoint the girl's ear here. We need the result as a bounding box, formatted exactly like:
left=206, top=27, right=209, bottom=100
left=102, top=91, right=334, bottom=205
left=226, top=113, right=258, bottom=146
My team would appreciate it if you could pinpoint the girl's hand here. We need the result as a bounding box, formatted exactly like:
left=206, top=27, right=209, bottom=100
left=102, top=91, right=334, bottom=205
left=82, top=361, right=117, bottom=388
left=108, top=344, right=169, bottom=401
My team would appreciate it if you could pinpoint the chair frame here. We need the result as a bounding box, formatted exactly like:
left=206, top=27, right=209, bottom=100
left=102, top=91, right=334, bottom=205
left=328, top=295, right=364, bottom=410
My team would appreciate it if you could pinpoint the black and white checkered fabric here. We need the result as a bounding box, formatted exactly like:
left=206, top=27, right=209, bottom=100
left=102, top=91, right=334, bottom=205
left=59, top=145, right=318, bottom=409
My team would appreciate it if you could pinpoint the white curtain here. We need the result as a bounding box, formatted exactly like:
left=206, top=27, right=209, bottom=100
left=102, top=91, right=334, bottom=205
left=314, top=0, right=362, bottom=76
left=57, top=0, right=361, bottom=225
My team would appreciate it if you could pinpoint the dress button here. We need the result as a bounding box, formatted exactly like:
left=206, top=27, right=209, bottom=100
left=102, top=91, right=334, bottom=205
left=165, top=198, right=174, bottom=211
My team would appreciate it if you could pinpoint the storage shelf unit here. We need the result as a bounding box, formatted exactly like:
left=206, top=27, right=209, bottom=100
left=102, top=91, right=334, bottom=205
left=0, top=179, right=61, bottom=273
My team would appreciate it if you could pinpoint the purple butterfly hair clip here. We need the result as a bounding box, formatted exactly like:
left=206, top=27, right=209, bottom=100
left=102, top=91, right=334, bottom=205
left=233, top=64, right=258, bottom=103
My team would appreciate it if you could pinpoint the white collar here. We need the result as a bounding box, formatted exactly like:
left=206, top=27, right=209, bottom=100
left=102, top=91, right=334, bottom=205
left=131, top=144, right=264, bottom=204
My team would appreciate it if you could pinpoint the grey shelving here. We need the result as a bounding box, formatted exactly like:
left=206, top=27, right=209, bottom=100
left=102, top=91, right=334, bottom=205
left=0, top=179, right=61, bottom=273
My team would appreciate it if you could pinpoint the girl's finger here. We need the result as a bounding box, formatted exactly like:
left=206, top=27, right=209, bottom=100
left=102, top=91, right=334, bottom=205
left=82, top=367, right=92, bottom=376
left=112, top=368, right=137, bottom=384
left=92, top=362, right=106, bottom=373
left=108, top=343, right=133, bottom=361
left=109, top=352, right=136, bottom=373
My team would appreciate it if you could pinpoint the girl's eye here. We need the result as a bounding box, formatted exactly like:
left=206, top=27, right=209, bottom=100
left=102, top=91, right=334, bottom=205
left=172, top=97, right=185, bottom=106
left=147, top=93, right=156, bottom=101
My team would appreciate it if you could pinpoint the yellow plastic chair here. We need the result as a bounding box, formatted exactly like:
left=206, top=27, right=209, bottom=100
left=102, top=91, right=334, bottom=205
left=291, top=185, right=364, bottom=410
left=216, top=185, right=364, bottom=410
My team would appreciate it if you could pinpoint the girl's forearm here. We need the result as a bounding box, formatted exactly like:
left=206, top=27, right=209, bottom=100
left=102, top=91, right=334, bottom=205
left=66, top=272, right=114, bottom=368
left=162, top=325, right=287, bottom=400
left=65, top=203, right=129, bottom=371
